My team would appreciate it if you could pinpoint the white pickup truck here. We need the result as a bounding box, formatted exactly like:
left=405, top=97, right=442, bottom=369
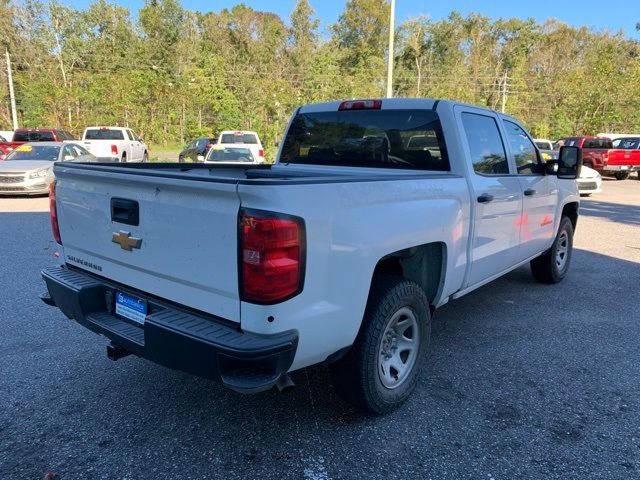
left=216, top=130, right=265, bottom=163
left=41, top=99, right=582, bottom=413
left=81, top=126, right=149, bottom=163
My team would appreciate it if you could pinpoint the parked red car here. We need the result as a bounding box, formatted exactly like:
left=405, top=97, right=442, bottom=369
left=0, top=128, right=76, bottom=160
left=559, top=136, right=638, bottom=180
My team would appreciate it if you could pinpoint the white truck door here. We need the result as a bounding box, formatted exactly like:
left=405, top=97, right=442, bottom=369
left=127, top=129, right=140, bottom=160
left=458, top=109, right=523, bottom=286
left=501, top=120, right=558, bottom=261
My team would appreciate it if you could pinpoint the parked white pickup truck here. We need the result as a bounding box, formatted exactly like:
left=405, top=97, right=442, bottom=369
left=81, top=126, right=148, bottom=162
left=216, top=130, right=265, bottom=163
left=41, top=99, right=582, bottom=413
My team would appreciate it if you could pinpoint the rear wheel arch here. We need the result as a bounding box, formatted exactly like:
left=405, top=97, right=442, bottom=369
left=371, top=242, right=447, bottom=308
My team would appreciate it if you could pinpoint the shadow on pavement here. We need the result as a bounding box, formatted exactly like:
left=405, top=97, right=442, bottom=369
left=579, top=199, right=640, bottom=226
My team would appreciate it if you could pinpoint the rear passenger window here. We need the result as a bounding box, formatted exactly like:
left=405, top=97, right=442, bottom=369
left=504, top=121, right=542, bottom=175
left=461, top=113, right=509, bottom=175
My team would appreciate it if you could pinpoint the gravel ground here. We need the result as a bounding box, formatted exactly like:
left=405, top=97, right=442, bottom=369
left=0, top=179, right=639, bottom=480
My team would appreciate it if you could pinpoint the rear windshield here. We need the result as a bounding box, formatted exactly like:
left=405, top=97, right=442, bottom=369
left=6, top=145, right=60, bottom=161
left=206, top=147, right=254, bottom=162
left=13, top=131, right=55, bottom=142
left=280, top=109, right=450, bottom=171
left=617, top=138, right=640, bottom=149
left=84, top=129, right=125, bottom=140
left=583, top=138, right=613, bottom=149
left=220, top=133, right=258, bottom=144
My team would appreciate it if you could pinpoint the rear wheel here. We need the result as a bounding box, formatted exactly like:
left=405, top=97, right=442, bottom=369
left=142, top=151, right=148, bottom=163
left=530, top=216, right=574, bottom=283
left=330, top=275, right=431, bottom=414
left=121, top=153, right=127, bottom=163
left=614, top=171, right=630, bottom=180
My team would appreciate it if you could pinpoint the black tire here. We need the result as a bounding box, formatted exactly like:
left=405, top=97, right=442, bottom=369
left=614, top=171, right=629, bottom=180
left=329, top=275, right=431, bottom=414
left=530, top=216, right=574, bottom=284
left=121, top=153, right=127, bottom=163
left=142, top=151, right=148, bottom=163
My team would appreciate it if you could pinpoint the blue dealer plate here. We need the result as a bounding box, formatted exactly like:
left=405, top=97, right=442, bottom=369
left=115, top=292, right=147, bottom=325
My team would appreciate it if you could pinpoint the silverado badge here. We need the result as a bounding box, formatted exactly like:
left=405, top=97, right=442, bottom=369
left=112, top=231, right=142, bottom=251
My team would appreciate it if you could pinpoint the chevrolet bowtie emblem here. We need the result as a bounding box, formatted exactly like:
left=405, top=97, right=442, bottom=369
left=112, top=231, right=142, bottom=251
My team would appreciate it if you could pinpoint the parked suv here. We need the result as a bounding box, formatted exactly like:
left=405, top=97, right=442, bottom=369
left=178, top=137, right=217, bottom=163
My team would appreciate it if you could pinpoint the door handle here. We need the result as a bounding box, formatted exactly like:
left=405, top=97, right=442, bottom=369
left=477, top=193, right=494, bottom=203
left=524, top=188, right=536, bottom=196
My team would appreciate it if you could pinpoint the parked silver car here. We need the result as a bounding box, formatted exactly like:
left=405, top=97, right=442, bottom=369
left=0, top=142, right=95, bottom=195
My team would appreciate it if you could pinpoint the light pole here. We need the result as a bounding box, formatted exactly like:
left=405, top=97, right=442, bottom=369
left=5, top=48, right=18, bottom=130
left=386, top=0, right=395, bottom=98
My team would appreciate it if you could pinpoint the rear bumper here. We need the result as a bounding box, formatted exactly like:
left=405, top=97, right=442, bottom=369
left=41, top=265, right=298, bottom=393
left=604, top=165, right=640, bottom=171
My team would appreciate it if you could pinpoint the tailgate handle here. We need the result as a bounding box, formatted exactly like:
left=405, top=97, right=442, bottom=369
left=111, top=198, right=139, bottom=226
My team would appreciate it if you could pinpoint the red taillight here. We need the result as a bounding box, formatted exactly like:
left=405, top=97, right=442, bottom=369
left=205, top=143, right=213, bottom=149
left=258, top=149, right=264, bottom=158
left=49, top=182, right=62, bottom=244
left=111, top=144, right=118, bottom=155
left=338, top=99, right=382, bottom=111
left=240, top=210, right=305, bottom=303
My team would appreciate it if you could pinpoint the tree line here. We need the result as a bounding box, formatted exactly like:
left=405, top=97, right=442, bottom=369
left=1, top=0, right=639, bottom=158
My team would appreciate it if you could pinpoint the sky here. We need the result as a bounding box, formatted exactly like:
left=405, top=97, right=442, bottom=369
left=66, top=0, right=640, bottom=38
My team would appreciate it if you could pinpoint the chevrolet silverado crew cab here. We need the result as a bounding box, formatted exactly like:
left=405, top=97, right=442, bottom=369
left=41, top=99, right=582, bottom=413
left=81, top=126, right=149, bottom=163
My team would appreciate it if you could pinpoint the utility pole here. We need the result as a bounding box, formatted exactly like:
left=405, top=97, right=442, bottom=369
left=385, top=0, right=395, bottom=99
left=500, top=71, right=509, bottom=113
left=5, top=48, right=18, bottom=130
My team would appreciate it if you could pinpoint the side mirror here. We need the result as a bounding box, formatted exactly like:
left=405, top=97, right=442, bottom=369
left=556, top=146, right=582, bottom=179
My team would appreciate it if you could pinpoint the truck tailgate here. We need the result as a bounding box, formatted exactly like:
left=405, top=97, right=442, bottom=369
left=81, top=140, right=116, bottom=158
left=607, top=149, right=640, bottom=166
left=54, top=165, right=241, bottom=322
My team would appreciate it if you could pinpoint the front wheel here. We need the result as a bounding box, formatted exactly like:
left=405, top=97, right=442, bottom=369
left=142, top=152, right=148, bottom=163
left=330, top=275, right=431, bottom=414
left=614, top=171, right=630, bottom=180
left=530, top=216, right=574, bottom=283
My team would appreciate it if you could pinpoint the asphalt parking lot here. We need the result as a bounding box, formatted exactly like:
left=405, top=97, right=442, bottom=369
left=1, top=179, right=639, bottom=480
